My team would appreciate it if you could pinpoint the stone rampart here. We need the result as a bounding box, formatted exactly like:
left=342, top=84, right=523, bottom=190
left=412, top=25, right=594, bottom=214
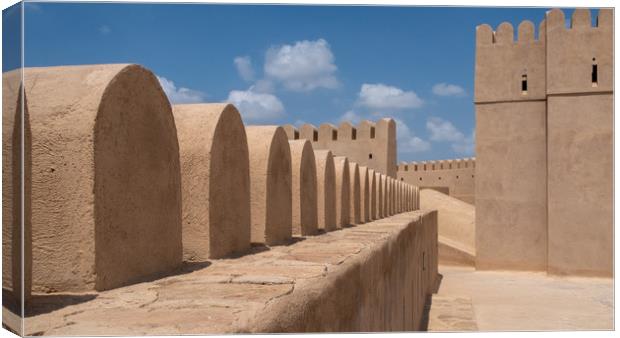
left=2, top=62, right=430, bottom=332
left=24, top=211, right=438, bottom=335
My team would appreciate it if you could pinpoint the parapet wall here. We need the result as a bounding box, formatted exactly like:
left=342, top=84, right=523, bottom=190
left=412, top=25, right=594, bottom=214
left=397, top=158, right=475, bottom=205
left=23, top=211, right=438, bottom=335
left=282, top=119, right=397, bottom=178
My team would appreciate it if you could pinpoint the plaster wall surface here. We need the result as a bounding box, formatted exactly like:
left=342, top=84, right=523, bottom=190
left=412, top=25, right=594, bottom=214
left=475, top=101, right=547, bottom=271
left=2, top=69, right=30, bottom=301
left=172, top=104, right=251, bottom=260
left=547, top=95, right=613, bottom=276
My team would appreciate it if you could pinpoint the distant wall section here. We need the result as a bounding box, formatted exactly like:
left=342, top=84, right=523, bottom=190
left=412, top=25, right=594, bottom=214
left=397, top=158, right=475, bottom=205
left=282, top=119, right=397, bottom=178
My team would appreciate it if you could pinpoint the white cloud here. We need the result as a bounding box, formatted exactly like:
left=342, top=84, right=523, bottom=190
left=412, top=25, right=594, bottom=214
left=339, top=110, right=362, bottom=124
left=357, top=83, right=423, bottom=110
left=395, top=118, right=431, bottom=153
left=252, top=79, right=274, bottom=93
left=426, top=117, right=464, bottom=142
left=227, top=88, right=284, bottom=122
left=264, top=38, right=339, bottom=92
left=432, top=83, right=466, bottom=97
left=426, top=117, right=475, bottom=155
left=25, top=3, right=42, bottom=12
left=157, top=76, right=205, bottom=104
left=234, top=56, right=255, bottom=82
left=99, top=25, right=111, bottom=35
left=452, top=130, right=475, bottom=155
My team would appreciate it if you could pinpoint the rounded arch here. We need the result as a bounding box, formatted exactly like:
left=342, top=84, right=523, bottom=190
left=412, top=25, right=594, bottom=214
left=314, top=150, right=336, bottom=231
left=94, top=64, right=182, bottom=290
left=289, top=139, right=318, bottom=236
left=172, top=103, right=251, bottom=260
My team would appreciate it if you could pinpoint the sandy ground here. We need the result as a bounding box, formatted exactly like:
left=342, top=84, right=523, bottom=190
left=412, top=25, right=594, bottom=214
left=429, top=265, right=613, bottom=331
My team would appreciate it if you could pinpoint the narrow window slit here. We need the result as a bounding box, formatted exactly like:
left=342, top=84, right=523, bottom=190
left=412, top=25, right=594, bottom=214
left=521, top=74, right=528, bottom=94
left=294, top=130, right=299, bottom=140
left=313, top=130, right=318, bottom=142
left=592, top=59, right=598, bottom=87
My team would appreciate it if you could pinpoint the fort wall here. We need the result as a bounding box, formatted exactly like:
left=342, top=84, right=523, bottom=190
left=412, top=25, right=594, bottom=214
left=397, top=158, right=475, bottom=205
left=282, top=119, right=397, bottom=178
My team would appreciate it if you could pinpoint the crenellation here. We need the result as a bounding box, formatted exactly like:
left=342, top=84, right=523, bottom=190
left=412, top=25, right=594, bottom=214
left=282, top=124, right=299, bottom=140
left=299, top=123, right=319, bottom=142
left=397, top=157, right=476, bottom=204
left=338, top=121, right=357, bottom=141
left=517, top=20, right=535, bottom=43
left=475, top=18, right=546, bottom=103
left=318, top=123, right=338, bottom=145
left=358, top=120, right=376, bottom=139
left=546, top=8, right=613, bottom=95
left=285, top=118, right=396, bottom=178
left=570, top=8, right=591, bottom=28
left=494, top=22, right=514, bottom=44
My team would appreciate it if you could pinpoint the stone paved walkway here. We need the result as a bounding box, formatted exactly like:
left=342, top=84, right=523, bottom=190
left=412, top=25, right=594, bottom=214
left=429, top=265, right=614, bottom=331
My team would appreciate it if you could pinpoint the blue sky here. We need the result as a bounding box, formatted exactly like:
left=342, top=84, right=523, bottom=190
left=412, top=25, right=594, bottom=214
left=5, top=2, right=578, bottom=162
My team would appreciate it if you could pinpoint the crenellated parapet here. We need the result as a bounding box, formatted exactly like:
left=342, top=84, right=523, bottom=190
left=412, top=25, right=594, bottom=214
left=546, top=8, right=613, bottom=95
left=283, top=118, right=397, bottom=178
left=397, top=157, right=475, bottom=205
left=398, top=157, right=476, bottom=172
left=475, top=19, right=546, bottom=103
